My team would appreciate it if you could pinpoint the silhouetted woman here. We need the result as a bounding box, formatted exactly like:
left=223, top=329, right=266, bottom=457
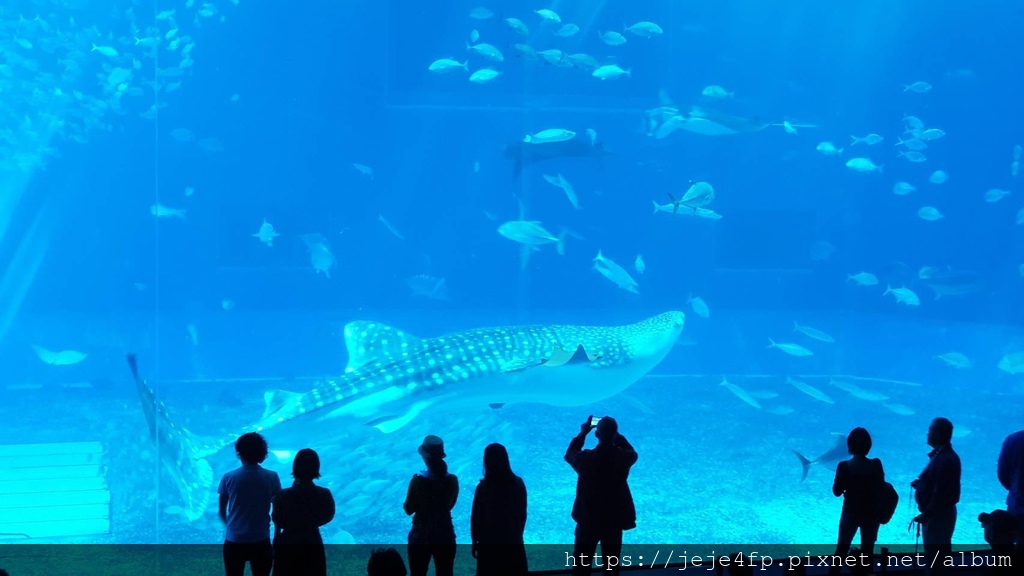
left=831, top=427, right=886, bottom=575
left=404, top=435, right=459, bottom=576
left=271, top=448, right=336, bottom=576
left=471, top=443, right=528, bottom=576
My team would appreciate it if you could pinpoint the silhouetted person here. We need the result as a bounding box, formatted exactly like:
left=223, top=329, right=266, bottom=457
left=404, top=435, right=459, bottom=576
left=471, top=443, right=528, bottom=576
left=271, top=448, right=336, bottom=576
left=911, top=417, right=961, bottom=576
left=997, top=428, right=1024, bottom=549
left=368, top=547, right=408, bottom=576
left=829, top=427, right=885, bottom=576
left=219, top=432, right=282, bottom=576
left=565, top=415, right=637, bottom=576
left=0, top=568, right=9, bottom=576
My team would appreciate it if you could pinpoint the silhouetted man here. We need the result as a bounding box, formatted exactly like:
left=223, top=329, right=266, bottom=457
left=997, top=428, right=1024, bottom=550
left=911, top=417, right=961, bottom=576
left=565, top=415, right=637, bottom=576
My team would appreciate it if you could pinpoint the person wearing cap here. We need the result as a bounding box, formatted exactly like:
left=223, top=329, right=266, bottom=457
left=565, top=415, right=638, bottom=576
left=403, top=434, right=459, bottom=576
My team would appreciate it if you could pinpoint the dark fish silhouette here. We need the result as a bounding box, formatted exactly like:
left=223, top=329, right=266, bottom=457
left=504, top=135, right=608, bottom=179
left=792, top=433, right=848, bottom=481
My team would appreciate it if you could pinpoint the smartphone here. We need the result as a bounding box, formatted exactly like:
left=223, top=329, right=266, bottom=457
left=590, top=416, right=601, bottom=426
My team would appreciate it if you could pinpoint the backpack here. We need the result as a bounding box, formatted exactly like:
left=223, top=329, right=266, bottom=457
left=874, top=481, right=899, bottom=525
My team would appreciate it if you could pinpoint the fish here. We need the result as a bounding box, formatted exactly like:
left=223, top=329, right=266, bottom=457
left=151, top=204, right=186, bottom=218
left=720, top=378, right=761, bottom=409
left=792, top=322, right=834, bottom=343
left=786, top=377, right=834, bottom=404
left=847, top=272, right=878, bottom=286
left=766, top=339, right=813, bottom=357
left=126, top=312, right=686, bottom=520
left=936, top=352, right=972, bottom=369
left=793, top=433, right=848, bottom=481
left=669, top=106, right=771, bottom=137
left=32, top=345, right=88, bottom=366
left=829, top=378, right=889, bottom=402
left=593, top=251, right=640, bottom=294
left=406, top=275, right=449, bottom=300
left=504, top=135, right=608, bottom=179
left=884, top=285, right=920, bottom=305
left=252, top=219, right=279, bottom=247
left=999, top=352, right=1024, bottom=374
left=687, top=295, right=710, bottom=318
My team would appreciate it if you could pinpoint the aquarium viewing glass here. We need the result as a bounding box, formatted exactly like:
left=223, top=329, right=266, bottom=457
left=0, top=0, right=1022, bottom=570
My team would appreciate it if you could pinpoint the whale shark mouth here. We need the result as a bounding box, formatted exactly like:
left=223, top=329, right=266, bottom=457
left=129, top=311, right=685, bottom=521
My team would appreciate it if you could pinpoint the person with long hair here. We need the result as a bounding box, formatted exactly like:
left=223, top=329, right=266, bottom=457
left=471, top=443, right=528, bottom=576
left=271, top=448, right=336, bottom=576
left=403, top=435, right=459, bottom=576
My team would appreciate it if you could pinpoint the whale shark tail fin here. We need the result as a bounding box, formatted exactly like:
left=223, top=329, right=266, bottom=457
left=127, top=354, right=217, bottom=520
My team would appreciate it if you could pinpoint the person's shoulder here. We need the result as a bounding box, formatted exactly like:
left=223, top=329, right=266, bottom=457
left=1008, top=430, right=1024, bottom=444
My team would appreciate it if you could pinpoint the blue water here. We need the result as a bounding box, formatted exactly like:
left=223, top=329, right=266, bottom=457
left=1, top=0, right=1023, bottom=563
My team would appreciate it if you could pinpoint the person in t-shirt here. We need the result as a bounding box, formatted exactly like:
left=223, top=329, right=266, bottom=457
left=218, top=432, right=282, bottom=576
left=830, top=427, right=886, bottom=575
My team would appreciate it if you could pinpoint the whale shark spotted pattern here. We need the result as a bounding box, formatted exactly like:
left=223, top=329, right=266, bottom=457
left=133, top=311, right=685, bottom=520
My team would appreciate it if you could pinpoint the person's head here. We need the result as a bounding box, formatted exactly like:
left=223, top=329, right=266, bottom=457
left=235, top=432, right=268, bottom=465
left=847, top=427, right=872, bottom=456
left=292, top=448, right=321, bottom=482
left=482, top=443, right=513, bottom=480
left=595, top=416, right=618, bottom=444
left=928, top=417, right=954, bottom=447
left=367, top=547, right=407, bottom=576
left=418, top=435, right=447, bottom=475
left=0, top=568, right=10, bottom=576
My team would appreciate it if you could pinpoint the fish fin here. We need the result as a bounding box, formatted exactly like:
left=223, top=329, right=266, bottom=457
left=652, top=200, right=659, bottom=215
left=262, top=389, right=304, bottom=420
left=766, top=338, right=776, bottom=349
left=368, top=400, right=433, bottom=433
left=792, top=449, right=812, bottom=481
left=793, top=321, right=800, bottom=333
left=343, top=321, right=422, bottom=372
left=127, top=354, right=216, bottom=520
left=489, top=403, right=505, bottom=409
left=556, top=228, right=568, bottom=256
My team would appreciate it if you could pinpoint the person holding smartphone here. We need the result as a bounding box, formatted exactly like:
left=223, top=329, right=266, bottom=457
left=564, top=415, right=638, bottom=576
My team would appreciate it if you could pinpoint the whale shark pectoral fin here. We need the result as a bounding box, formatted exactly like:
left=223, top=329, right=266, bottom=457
left=343, top=321, right=422, bottom=372
left=543, top=344, right=601, bottom=367
left=262, top=389, right=304, bottom=420
left=367, top=400, right=434, bottom=434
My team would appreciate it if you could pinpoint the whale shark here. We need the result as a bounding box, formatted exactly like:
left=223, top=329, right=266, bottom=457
left=128, top=311, right=685, bottom=520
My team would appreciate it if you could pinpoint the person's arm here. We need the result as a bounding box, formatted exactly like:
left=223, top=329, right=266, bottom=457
left=832, top=462, right=846, bottom=497
left=920, top=457, right=957, bottom=519
left=219, top=493, right=229, bottom=524
left=448, top=474, right=460, bottom=510
left=471, top=484, right=482, bottom=544
left=565, top=416, right=594, bottom=472
left=317, top=489, right=336, bottom=526
left=271, top=493, right=283, bottom=527
left=997, top=436, right=1014, bottom=490
left=217, top=475, right=229, bottom=524
left=518, top=479, right=528, bottom=533
left=403, top=475, right=417, bottom=516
